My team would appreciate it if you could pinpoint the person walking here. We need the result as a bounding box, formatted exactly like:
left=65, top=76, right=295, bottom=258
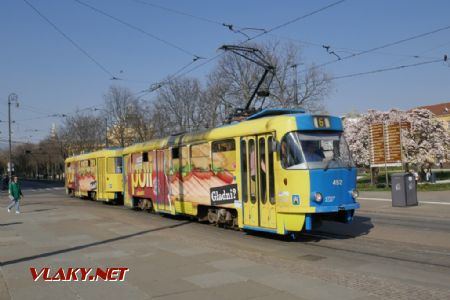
left=7, top=176, right=23, bottom=214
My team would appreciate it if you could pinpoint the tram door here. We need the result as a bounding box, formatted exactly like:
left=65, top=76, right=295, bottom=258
left=155, top=150, right=169, bottom=211
left=241, top=135, right=276, bottom=229
left=97, top=157, right=105, bottom=200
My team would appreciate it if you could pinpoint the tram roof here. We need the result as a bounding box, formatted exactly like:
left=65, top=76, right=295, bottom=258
left=122, top=112, right=304, bottom=154
left=65, top=148, right=123, bottom=163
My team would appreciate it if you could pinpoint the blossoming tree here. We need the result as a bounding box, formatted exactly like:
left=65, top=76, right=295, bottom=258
left=343, top=109, right=450, bottom=169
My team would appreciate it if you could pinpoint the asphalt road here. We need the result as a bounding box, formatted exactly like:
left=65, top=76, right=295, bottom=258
left=0, top=181, right=449, bottom=300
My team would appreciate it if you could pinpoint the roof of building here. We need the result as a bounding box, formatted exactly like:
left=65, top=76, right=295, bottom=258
left=417, top=102, right=450, bottom=116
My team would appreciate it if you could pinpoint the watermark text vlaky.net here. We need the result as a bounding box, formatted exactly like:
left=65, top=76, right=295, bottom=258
left=30, top=267, right=129, bottom=282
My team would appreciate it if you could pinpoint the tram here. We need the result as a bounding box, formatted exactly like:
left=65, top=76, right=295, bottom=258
left=117, top=108, right=359, bottom=235
left=65, top=149, right=123, bottom=203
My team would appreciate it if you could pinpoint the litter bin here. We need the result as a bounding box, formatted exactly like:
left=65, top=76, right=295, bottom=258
left=391, top=173, right=418, bottom=207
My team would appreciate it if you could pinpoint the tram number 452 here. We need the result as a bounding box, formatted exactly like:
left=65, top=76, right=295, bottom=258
left=332, top=179, right=343, bottom=186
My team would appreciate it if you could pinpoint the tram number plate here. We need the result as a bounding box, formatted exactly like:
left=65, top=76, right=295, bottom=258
left=210, top=184, right=238, bottom=205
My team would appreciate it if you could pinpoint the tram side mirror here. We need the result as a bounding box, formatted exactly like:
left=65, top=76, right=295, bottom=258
left=271, top=139, right=281, bottom=155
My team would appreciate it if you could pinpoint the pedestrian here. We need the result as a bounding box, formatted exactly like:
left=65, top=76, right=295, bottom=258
left=425, top=168, right=432, bottom=182
left=7, top=176, right=23, bottom=214
left=412, top=170, right=419, bottom=182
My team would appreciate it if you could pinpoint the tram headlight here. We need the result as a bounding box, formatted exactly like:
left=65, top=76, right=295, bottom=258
left=351, top=189, right=359, bottom=199
left=314, top=192, right=323, bottom=203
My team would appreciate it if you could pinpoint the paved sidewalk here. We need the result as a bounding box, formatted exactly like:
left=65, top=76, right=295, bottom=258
left=1, top=189, right=450, bottom=300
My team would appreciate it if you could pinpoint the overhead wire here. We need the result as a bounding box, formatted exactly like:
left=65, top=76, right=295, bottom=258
left=140, top=0, right=348, bottom=93
left=129, top=0, right=223, bottom=26
left=331, top=57, right=445, bottom=80
left=127, top=0, right=447, bottom=81
left=273, top=57, right=446, bottom=91
left=298, top=24, right=450, bottom=76
left=384, top=39, right=450, bottom=68
left=244, top=0, right=347, bottom=42
left=73, top=0, right=203, bottom=59
left=268, top=33, right=439, bottom=60
left=22, top=0, right=118, bottom=79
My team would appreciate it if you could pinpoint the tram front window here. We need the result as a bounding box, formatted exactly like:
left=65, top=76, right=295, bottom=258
left=281, top=132, right=353, bottom=169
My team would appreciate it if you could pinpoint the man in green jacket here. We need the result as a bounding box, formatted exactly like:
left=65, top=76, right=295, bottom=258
left=7, top=176, right=23, bottom=214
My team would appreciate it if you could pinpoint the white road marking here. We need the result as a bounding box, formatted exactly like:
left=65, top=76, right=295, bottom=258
left=359, top=197, right=390, bottom=202
left=359, top=197, right=450, bottom=205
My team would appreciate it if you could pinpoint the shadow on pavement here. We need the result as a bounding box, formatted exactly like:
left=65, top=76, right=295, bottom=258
left=0, top=221, right=191, bottom=267
left=243, top=216, right=374, bottom=242
left=26, top=208, right=58, bottom=213
left=19, top=202, right=48, bottom=207
left=300, top=215, right=374, bottom=242
left=0, top=222, right=23, bottom=227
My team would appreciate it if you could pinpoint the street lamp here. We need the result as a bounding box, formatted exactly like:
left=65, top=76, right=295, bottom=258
left=94, top=108, right=108, bottom=148
left=7, top=93, right=19, bottom=180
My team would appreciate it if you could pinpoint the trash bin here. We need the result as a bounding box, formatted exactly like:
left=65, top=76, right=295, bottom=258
left=391, top=173, right=418, bottom=207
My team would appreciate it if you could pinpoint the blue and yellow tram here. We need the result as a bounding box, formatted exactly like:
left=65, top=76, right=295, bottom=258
left=66, top=109, right=359, bottom=236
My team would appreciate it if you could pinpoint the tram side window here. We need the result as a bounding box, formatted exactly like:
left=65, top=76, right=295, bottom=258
left=171, top=147, right=188, bottom=173
left=115, top=157, right=123, bottom=173
left=107, top=157, right=123, bottom=174
left=259, top=138, right=267, bottom=204
left=268, top=137, right=275, bottom=204
left=181, top=146, right=189, bottom=169
left=212, top=139, right=236, bottom=172
left=249, top=139, right=256, bottom=203
left=191, top=143, right=210, bottom=171
left=171, top=147, right=180, bottom=172
left=81, top=160, right=88, bottom=168
left=241, top=140, right=248, bottom=203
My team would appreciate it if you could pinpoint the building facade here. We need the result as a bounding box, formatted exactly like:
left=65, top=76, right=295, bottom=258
left=417, top=102, right=450, bottom=131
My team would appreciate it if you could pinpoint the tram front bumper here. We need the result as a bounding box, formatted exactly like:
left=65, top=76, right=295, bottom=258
left=313, top=202, right=360, bottom=213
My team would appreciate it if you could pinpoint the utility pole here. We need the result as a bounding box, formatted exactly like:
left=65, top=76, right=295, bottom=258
left=104, top=117, right=108, bottom=148
left=8, top=93, right=19, bottom=181
left=291, top=64, right=298, bottom=104
left=94, top=108, right=108, bottom=148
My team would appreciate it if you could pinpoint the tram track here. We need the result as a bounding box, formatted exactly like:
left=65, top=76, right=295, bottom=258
left=4, top=190, right=450, bottom=299
left=13, top=190, right=450, bottom=270
left=300, top=230, right=450, bottom=269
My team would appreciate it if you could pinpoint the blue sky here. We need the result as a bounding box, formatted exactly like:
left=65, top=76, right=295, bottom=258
left=1, top=0, right=450, bottom=143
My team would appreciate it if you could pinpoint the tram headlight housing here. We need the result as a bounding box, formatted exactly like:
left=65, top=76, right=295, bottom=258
left=351, top=189, right=359, bottom=199
left=314, top=192, right=323, bottom=203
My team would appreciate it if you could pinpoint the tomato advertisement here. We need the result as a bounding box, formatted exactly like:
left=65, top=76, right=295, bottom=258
left=78, top=159, right=97, bottom=192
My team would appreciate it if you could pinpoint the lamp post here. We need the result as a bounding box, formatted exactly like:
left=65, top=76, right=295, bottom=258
left=8, top=93, right=19, bottom=180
